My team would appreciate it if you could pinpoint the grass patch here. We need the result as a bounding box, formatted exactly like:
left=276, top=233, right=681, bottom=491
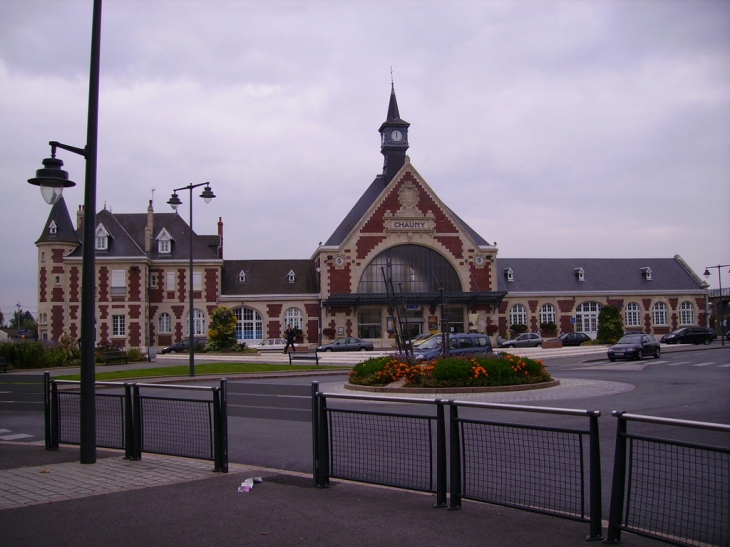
left=55, top=363, right=349, bottom=381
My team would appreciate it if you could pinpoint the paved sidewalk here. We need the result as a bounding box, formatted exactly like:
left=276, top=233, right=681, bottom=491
left=0, top=441, right=668, bottom=547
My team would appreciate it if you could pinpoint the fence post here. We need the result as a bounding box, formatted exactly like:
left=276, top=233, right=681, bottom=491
left=132, top=384, right=142, bottom=460
left=605, top=411, right=629, bottom=544
left=49, top=379, right=59, bottom=450
left=123, top=383, right=136, bottom=460
left=218, top=378, right=228, bottom=473
left=311, top=381, right=319, bottom=483
left=434, top=400, right=447, bottom=508
left=587, top=412, right=603, bottom=541
left=315, top=394, right=330, bottom=488
left=448, top=402, right=462, bottom=510
left=213, top=388, right=223, bottom=472
left=44, top=372, right=52, bottom=450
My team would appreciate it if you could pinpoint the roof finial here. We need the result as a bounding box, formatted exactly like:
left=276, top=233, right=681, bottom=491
left=390, top=66, right=394, bottom=89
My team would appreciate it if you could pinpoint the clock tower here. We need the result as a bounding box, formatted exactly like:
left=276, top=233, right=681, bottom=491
left=379, top=83, right=410, bottom=184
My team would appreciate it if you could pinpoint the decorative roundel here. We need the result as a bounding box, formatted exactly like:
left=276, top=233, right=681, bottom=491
left=335, top=256, right=345, bottom=266
left=474, top=256, right=484, bottom=265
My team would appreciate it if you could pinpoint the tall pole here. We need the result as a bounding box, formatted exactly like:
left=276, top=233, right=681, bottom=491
left=79, top=0, right=103, bottom=465
left=188, top=189, right=195, bottom=376
left=704, top=264, right=729, bottom=347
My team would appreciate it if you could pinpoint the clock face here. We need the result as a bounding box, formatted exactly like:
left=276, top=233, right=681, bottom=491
left=390, top=129, right=404, bottom=143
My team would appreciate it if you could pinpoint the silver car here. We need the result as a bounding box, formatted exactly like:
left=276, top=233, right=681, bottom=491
left=498, top=333, right=544, bottom=348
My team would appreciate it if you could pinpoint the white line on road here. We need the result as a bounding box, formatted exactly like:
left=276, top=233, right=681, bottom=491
left=690, top=362, right=715, bottom=367
left=665, top=361, right=691, bottom=366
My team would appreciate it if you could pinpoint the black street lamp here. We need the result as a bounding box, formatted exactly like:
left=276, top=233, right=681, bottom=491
left=703, top=264, right=730, bottom=347
left=168, top=183, right=216, bottom=377
left=26, top=0, right=103, bottom=464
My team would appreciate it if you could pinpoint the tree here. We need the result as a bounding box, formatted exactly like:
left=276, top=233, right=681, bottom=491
left=0, top=309, right=4, bottom=327
left=206, top=306, right=238, bottom=351
left=10, top=309, right=37, bottom=339
left=597, top=305, right=623, bottom=344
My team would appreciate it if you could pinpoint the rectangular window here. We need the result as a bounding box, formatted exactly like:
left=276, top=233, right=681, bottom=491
left=159, top=239, right=170, bottom=254
left=166, top=272, right=176, bottom=291
left=193, top=272, right=202, bottom=291
left=111, top=269, right=126, bottom=296
left=95, top=235, right=107, bottom=250
left=358, top=309, right=382, bottom=339
left=112, top=315, right=126, bottom=337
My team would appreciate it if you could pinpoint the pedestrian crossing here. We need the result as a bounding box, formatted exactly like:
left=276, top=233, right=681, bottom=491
left=0, top=428, right=34, bottom=441
left=569, top=358, right=730, bottom=370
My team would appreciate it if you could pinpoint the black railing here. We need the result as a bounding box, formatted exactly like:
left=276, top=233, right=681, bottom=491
left=448, top=401, right=602, bottom=541
left=312, top=382, right=602, bottom=536
left=312, top=385, right=447, bottom=507
left=45, top=375, right=228, bottom=472
left=606, top=411, right=730, bottom=546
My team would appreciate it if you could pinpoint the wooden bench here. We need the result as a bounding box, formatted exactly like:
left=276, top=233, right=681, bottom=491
left=0, top=357, right=8, bottom=373
left=288, top=351, right=319, bottom=366
left=102, top=350, right=129, bottom=365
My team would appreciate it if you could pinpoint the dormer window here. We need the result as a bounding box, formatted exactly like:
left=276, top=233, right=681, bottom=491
left=575, top=267, right=585, bottom=281
left=238, top=271, right=246, bottom=283
left=504, top=268, right=514, bottom=282
left=49, top=220, right=57, bottom=235
left=95, top=223, right=111, bottom=251
left=287, top=270, right=296, bottom=283
left=641, top=267, right=652, bottom=281
left=156, top=228, right=173, bottom=255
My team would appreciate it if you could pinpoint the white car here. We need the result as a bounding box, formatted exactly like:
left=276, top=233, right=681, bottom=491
left=250, top=338, right=287, bottom=352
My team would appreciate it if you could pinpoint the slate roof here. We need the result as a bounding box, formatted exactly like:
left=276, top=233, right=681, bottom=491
left=64, top=208, right=220, bottom=261
left=496, top=257, right=706, bottom=294
left=222, top=260, right=319, bottom=296
left=35, top=197, right=80, bottom=245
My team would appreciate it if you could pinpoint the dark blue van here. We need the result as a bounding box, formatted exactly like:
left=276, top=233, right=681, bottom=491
left=413, top=333, right=493, bottom=361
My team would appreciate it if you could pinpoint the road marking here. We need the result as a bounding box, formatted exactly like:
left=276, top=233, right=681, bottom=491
left=718, top=364, right=730, bottom=368
left=0, top=433, right=34, bottom=441
left=0, top=429, right=11, bottom=434
left=665, top=361, right=691, bottom=366
left=690, top=362, right=715, bottom=367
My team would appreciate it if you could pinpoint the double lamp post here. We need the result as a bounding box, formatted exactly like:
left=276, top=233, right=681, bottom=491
left=704, top=264, right=729, bottom=347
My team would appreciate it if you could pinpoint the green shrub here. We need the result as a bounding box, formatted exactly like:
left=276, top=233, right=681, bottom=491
left=126, top=348, right=144, bottom=362
left=349, top=356, right=393, bottom=385
left=432, top=358, right=472, bottom=381
left=13, top=341, right=47, bottom=369
left=597, top=306, right=623, bottom=344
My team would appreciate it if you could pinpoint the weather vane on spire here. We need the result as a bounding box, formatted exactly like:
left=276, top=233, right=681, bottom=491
left=390, top=66, right=394, bottom=86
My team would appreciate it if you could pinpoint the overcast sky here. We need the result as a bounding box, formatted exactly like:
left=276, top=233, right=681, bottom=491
left=1, top=0, right=729, bottom=321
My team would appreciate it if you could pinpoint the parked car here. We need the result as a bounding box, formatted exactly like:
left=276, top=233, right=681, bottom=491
left=498, top=332, right=543, bottom=348
left=403, top=333, right=435, bottom=348
left=316, top=337, right=374, bottom=352
left=250, top=338, right=288, bottom=352
left=607, top=333, right=661, bottom=361
left=414, top=333, right=493, bottom=361
left=160, top=338, right=208, bottom=354
left=549, top=332, right=591, bottom=347
left=660, top=327, right=714, bottom=345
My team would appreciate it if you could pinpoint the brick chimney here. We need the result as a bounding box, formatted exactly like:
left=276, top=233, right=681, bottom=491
left=144, top=200, right=154, bottom=253
left=76, top=205, right=84, bottom=231
left=218, top=217, right=224, bottom=259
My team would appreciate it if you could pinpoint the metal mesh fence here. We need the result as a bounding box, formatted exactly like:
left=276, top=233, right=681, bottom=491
left=58, top=392, right=125, bottom=449
left=625, top=438, right=730, bottom=547
left=328, top=409, right=435, bottom=492
left=460, top=420, right=586, bottom=518
left=139, top=397, right=214, bottom=460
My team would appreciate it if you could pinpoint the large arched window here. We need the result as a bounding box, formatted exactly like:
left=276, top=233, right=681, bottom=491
left=358, top=245, right=461, bottom=294
left=652, top=302, right=668, bottom=326
left=538, top=304, right=556, bottom=325
left=679, top=301, right=695, bottom=325
left=625, top=302, right=641, bottom=328
left=284, top=307, right=303, bottom=331
left=509, top=304, right=527, bottom=326
left=158, top=312, right=172, bottom=333
left=185, top=309, right=206, bottom=336
left=234, top=307, right=263, bottom=341
left=576, top=301, right=602, bottom=334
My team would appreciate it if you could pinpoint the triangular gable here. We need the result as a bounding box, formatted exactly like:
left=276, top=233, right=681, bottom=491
left=155, top=227, right=174, bottom=242
left=331, top=158, right=495, bottom=260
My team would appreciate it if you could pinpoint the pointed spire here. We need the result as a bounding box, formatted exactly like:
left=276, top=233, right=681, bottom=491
left=36, top=196, right=81, bottom=245
left=386, top=82, right=401, bottom=122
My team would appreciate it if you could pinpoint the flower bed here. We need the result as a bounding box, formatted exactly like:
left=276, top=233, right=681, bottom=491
left=349, top=353, right=552, bottom=389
